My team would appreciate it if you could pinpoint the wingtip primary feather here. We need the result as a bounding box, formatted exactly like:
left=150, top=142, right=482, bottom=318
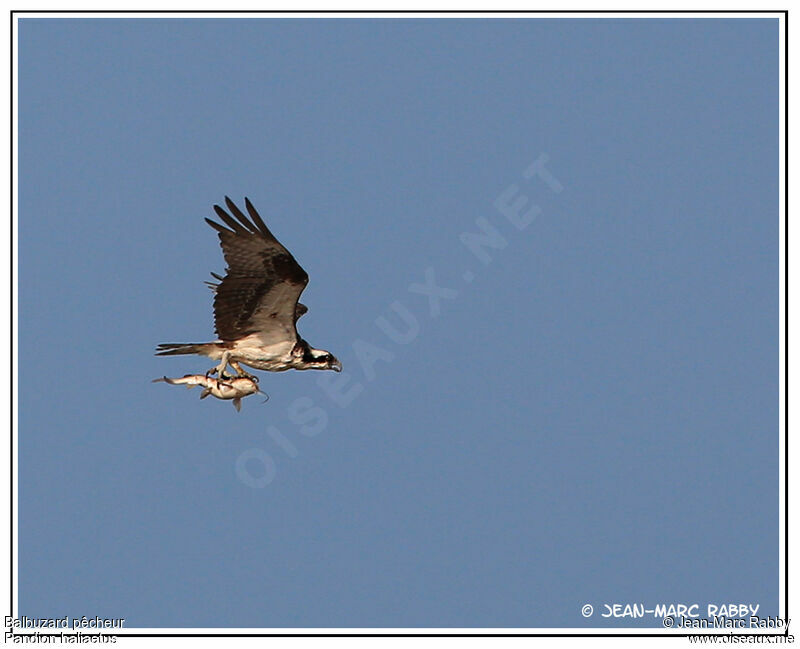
left=244, top=197, right=270, bottom=238
left=212, top=204, right=249, bottom=234
left=205, top=217, right=228, bottom=234
left=225, top=196, right=259, bottom=234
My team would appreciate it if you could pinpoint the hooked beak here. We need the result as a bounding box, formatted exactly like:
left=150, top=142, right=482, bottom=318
left=331, top=359, right=342, bottom=373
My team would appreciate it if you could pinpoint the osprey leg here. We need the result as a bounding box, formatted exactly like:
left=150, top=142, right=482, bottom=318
left=215, top=350, right=233, bottom=379
left=230, top=361, right=258, bottom=381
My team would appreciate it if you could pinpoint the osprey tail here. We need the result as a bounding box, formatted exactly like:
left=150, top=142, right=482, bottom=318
left=155, top=342, right=217, bottom=357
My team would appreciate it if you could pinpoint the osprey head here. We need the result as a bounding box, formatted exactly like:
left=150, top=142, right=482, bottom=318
left=294, top=341, right=342, bottom=372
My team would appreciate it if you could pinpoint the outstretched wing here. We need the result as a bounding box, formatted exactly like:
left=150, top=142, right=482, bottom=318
left=205, top=197, right=309, bottom=345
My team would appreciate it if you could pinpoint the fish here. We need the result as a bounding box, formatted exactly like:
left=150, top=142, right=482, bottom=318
left=152, top=374, right=267, bottom=411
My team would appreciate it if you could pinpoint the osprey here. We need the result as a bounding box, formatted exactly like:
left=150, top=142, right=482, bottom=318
left=156, top=197, right=342, bottom=379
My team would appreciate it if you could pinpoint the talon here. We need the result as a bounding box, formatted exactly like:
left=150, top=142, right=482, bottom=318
left=230, top=361, right=254, bottom=380
left=214, top=350, right=232, bottom=380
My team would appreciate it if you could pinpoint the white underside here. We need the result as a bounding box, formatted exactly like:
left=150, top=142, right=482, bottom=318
left=202, top=336, right=299, bottom=372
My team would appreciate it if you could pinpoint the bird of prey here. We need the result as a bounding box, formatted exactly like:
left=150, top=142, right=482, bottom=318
left=156, top=197, right=342, bottom=380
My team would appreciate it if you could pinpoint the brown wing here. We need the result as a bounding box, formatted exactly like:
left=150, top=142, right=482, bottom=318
left=205, top=197, right=309, bottom=344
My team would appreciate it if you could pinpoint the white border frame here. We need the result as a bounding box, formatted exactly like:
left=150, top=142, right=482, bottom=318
left=4, top=9, right=788, bottom=639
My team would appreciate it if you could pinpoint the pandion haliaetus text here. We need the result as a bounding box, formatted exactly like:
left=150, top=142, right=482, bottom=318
left=156, top=197, right=342, bottom=378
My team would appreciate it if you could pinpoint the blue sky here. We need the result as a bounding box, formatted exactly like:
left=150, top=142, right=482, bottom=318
left=18, top=17, right=779, bottom=628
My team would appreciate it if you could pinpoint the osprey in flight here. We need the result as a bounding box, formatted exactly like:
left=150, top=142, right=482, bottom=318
left=156, top=197, right=342, bottom=379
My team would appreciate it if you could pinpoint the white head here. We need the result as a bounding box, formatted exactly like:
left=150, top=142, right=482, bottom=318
left=293, top=340, right=342, bottom=372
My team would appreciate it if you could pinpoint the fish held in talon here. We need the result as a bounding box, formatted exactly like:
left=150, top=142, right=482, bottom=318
left=152, top=374, right=267, bottom=412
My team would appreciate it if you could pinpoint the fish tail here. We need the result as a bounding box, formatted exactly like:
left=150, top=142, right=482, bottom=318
left=152, top=376, right=184, bottom=386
